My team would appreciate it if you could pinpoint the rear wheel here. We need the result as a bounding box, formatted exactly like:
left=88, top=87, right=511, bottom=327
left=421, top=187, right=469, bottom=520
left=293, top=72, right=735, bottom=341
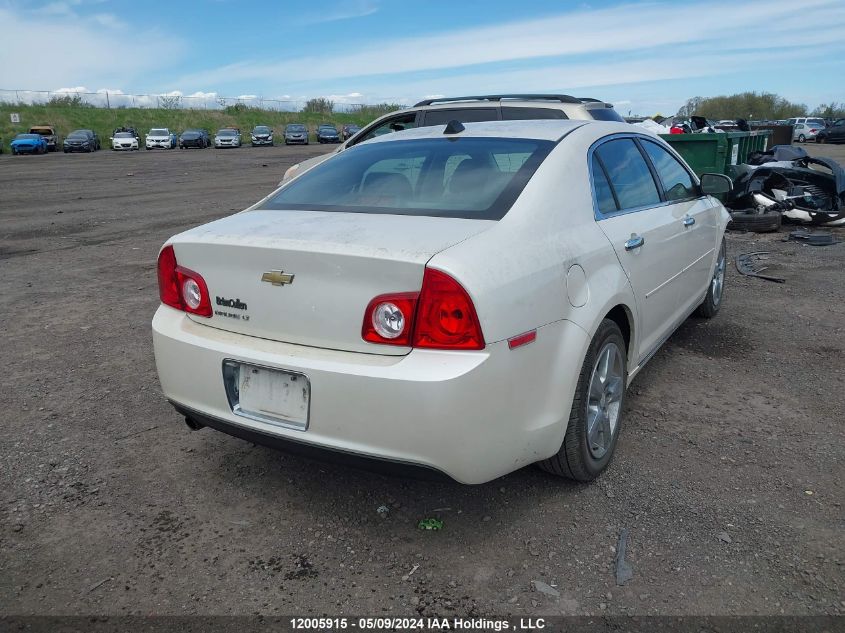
left=538, top=319, right=627, bottom=481
left=695, top=238, right=726, bottom=318
left=798, top=134, right=806, bottom=143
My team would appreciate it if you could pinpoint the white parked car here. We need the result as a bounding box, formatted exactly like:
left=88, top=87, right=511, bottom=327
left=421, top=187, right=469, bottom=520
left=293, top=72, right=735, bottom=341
left=146, top=128, right=174, bottom=150
left=111, top=131, right=139, bottom=151
left=152, top=120, right=731, bottom=484
left=792, top=122, right=824, bottom=143
left=214, top=128, right=241, bottom=148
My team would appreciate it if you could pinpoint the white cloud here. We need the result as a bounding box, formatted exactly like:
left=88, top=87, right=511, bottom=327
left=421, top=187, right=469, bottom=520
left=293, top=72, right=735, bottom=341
left=176, top=0, right=843, bottom=89
left=296, top=0, right=379, bottom=25
left=0, top=6, right=184, bottom=89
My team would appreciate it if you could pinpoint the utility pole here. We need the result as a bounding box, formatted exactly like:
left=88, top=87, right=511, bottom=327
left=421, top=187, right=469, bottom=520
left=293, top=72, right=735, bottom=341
left=106, top=91, right=110, bottom=109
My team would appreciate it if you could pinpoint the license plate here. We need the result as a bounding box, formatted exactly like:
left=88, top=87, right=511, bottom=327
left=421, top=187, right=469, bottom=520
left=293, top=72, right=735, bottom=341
left=223, top=361, right=310, bottom=430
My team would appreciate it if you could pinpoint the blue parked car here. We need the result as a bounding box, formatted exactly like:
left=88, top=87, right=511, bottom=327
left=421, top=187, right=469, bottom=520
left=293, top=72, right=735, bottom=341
left=11, top=133, right=49, bottom=155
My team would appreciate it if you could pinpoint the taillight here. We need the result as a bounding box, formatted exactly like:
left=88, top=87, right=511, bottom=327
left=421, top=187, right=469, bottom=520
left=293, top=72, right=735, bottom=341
left=362, top=269, right=484, bottom=350
left=414, top=269, right=485, bottom=350
left=156, top=245, right=212, bottom=317
left=362, top=292, right=418, bottom=346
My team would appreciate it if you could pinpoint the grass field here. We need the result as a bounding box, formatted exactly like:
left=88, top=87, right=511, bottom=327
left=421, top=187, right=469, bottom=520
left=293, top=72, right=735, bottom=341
left=0, top=103, right=386, bottom=148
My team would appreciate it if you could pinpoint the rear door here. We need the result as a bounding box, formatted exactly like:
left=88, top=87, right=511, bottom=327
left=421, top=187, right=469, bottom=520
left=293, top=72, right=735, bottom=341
left=590, top=137, right=690, bottom=362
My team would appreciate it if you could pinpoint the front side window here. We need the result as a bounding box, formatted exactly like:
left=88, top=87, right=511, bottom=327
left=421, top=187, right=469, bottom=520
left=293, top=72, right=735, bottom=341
left=259, top=137, right=554, bottom=221
left=594, top=138, right=661, bottom=211
left=640, top=140, right=697, bottom=201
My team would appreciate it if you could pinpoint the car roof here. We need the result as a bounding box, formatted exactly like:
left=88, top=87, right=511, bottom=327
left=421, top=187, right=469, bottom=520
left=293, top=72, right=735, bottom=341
left=359, top=119, right=613, bottom=144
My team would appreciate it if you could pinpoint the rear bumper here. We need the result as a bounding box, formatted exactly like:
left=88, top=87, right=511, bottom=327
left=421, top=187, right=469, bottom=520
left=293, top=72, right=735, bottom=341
left=152, top=306, right=587, bottom=484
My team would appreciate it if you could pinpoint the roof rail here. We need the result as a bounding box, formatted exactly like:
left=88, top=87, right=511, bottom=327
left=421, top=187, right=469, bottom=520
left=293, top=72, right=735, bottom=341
left=413, top=94, right=582, bottom=107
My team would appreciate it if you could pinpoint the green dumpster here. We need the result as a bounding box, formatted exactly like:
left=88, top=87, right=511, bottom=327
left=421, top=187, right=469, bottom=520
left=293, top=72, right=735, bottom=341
left=659, top=130, right=772, bottom=178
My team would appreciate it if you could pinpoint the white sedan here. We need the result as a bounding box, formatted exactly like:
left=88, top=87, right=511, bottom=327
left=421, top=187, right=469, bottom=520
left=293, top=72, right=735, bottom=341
left=111, top=132, right=139, bottom=151
left=152, top=120, right=731, bottom=484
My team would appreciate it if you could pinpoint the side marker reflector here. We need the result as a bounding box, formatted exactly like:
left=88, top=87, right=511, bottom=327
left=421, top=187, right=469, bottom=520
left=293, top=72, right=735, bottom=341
left=508, top=330, right=537, bottom=350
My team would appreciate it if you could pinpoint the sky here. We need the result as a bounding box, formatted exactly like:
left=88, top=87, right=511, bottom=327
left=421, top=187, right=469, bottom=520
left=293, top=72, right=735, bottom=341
left=1, top=0, right=844, bottom=116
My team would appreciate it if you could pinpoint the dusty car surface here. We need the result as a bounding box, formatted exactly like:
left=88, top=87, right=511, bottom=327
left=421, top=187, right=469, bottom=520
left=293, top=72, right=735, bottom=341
left=281, top=94, right=626, bottom=183
left=152, top=120, right=731, bottom=484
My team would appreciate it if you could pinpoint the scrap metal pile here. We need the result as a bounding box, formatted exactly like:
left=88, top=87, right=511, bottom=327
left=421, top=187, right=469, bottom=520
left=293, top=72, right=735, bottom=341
left=725, top=145, right=845, bottom=232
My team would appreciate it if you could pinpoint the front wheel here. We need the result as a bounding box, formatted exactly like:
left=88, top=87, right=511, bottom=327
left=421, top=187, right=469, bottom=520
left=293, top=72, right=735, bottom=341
left=817, top=136, right=826, bottom=144
left=538, top=319, right=627, bottom=481
left=695, top=238, right=726, bottom=318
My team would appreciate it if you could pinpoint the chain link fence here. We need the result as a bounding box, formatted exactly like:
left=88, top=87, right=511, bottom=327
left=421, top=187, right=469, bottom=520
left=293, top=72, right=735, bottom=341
left=0, top=89, right=383, bottom=113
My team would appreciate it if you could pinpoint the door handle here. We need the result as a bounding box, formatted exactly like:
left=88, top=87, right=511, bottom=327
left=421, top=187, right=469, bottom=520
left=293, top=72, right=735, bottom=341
left=683, top=215, right=695, bottom=227
left=624, top=235, right=645, bottom=251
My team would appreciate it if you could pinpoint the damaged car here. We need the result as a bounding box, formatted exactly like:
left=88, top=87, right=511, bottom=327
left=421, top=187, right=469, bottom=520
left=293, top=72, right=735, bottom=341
left=726, top=146, right=845, bottom=229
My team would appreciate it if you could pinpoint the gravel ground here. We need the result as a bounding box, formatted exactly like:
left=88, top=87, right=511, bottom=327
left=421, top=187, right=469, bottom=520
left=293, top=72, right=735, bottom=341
left=1, top=142, right=843, bottom=618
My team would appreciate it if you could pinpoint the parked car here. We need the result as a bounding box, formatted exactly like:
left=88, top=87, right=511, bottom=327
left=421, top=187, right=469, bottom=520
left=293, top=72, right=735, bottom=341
left=63, top=130, right=98, bottom=153
left=111, top=131, right=139, bottom=151
left=341, top=124, right=361, bottom=141
left=786, top=117, right=827, bottom=129
left=146, top=128, right=175, bottom=150
left=282, top=93, right=626, bottom=182
left=152, top=120, right=731, bottom=484
left=250, top=125, right=274, bottom=147
left=815, top=119, right=845, bottom=144
left=316, top=124, right=341, bottom=144
left=214, top=128, right=241, bottom=148
left=792, top=122, right=824, bottom=143
left=283, top=124, right=309, bottom=145
left=113, top=126, right=140, bottom=140
left=11, top=133, right=48, bottom=154
left=180, top=129, right=209, bottom=149
left=29, top=125, right=59, bottom=152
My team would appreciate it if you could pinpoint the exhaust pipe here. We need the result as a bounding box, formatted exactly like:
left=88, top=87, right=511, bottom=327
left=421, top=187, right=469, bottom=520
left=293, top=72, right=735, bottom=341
left=184, top=416, right=205, bottom=431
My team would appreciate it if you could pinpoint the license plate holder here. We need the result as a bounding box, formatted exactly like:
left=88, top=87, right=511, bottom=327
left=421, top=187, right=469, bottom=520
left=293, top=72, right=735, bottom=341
left=222, top=360, right=310, bottom=431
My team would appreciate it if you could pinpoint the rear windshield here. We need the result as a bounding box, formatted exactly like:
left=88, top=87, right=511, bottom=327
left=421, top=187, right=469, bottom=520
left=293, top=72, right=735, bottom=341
left=588, top=107, right=625, bottom=122
left=259, top=137, right=554, bottom=220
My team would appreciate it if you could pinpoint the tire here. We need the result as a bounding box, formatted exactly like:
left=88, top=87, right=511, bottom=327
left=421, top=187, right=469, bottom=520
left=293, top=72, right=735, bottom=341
left=727, top=210, right=781, bottom=233
left=695, top=238, right=726, bottom=318
left=798, top=134, right=806, bottom=143
left=817, top=136, right=826, bottom=144
left=537, top=319, right=627, bottom=482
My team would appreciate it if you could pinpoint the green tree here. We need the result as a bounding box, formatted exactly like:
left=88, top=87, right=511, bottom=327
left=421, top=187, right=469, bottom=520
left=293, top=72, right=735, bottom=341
left=676, top=91, right=807, bottom=120
left=811, top=102, right=845, bottom=119
left=303, top=97, right=334, bottom=114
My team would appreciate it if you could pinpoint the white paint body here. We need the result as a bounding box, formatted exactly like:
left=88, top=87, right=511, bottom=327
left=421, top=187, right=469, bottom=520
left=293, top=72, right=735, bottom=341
left=152, top=120, right=730, bottom=483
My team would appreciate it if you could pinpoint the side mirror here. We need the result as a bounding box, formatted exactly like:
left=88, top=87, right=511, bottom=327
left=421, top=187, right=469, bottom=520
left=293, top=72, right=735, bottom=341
left=700, top=173, right=733, bottom=195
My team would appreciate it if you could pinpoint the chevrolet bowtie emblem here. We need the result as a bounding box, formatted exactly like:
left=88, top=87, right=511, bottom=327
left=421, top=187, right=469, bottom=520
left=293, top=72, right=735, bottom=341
left=261, top=270, right=295, bottom=286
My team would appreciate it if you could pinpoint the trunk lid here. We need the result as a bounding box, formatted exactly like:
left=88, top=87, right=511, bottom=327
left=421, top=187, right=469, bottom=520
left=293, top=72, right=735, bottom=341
left=170, top=210, right=493, bottom=355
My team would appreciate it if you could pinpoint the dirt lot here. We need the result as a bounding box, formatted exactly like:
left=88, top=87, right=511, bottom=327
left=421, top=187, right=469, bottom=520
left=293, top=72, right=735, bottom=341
left=1, top=142, right=843, bottom=619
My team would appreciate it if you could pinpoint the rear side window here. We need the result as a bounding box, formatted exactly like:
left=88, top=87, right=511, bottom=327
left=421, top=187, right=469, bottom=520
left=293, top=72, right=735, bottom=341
left=354, top=113, right=418, bottom=145
left=594, top=139, right=661, bottom=211
left=588, top=108, right=625, bottom=122
left=421, top=108, right=498, bottom=126
left=639, top=140, right=697, bottom=201
left=260, top=137, right=554, bottom=221
left=591, top=157, right=618, bottom=215
left=502, top=107, right=567, bottom=120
